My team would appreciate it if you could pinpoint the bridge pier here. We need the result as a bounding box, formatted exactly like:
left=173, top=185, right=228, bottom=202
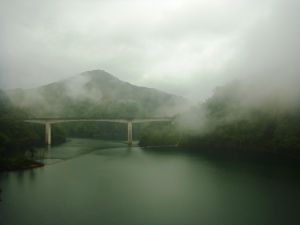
left=24, top=117, right=172, bottom=146
left=45, top=123, right=52, bottom=145
left=127, top=121, right=133, bottom=145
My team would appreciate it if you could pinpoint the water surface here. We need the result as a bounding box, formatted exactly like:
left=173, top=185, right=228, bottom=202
left=1, top=138, right=300, bottom=225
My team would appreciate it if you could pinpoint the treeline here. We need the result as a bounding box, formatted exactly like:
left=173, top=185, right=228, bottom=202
left=58, top=122, right=155, bottom=142
left=0, top=90, right=65, bottom=170
left=139, top=82, right=300, bottom=158
left=139, top=123, right=179, bottom=147
left=57, top=122, right=127, bottom=140
left=180, top=110, right=300, bottom=156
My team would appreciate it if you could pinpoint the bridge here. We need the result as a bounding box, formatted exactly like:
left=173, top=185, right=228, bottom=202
left=24, top=118, right=173, bottom=145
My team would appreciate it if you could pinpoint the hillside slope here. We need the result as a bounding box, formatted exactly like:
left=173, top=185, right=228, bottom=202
left=6, top=70, right=186, bottom=118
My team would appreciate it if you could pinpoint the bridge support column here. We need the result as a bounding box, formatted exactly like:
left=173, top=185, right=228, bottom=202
left=45, top=123, right=52, bottom=145
left=127, top=121, right=133, bottom=145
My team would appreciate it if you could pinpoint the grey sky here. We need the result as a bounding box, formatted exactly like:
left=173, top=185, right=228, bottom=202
left=0, top=0, right=299, bottom=101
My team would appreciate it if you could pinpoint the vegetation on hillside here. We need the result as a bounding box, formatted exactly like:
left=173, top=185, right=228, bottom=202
left=7, top=70, right=185, bottom=118
left=139, top=81, right=300, bottom=158
left=0, top=90, right=65, bottom=171
left=139, top=123, right=179, bottom=147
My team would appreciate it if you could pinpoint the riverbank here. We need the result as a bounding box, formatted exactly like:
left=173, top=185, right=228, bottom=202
left=0, top=158, right=44, bottom=172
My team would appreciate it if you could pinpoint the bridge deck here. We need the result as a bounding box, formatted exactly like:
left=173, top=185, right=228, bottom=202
left=24, top=117, right=172, bottom=124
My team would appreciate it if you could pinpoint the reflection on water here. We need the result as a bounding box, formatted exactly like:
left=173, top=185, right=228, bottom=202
left=1, top=138, right=300, bottom=225
left=33, top=138, right=129, bottom=165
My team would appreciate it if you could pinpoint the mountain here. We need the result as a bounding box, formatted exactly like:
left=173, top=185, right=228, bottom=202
left=6, top=70, right=187, bottom=118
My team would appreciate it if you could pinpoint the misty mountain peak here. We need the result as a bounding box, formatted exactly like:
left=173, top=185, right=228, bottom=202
left=80, top=70, right=120, bottom=82
left=6, top=70, right=187, bottom=117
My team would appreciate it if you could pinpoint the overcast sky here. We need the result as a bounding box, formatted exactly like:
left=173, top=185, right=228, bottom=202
left=0, top=0, right=299, bottom=101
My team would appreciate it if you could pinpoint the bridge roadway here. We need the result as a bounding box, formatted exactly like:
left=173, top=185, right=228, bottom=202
left=24, top=117, right=173, bottom=145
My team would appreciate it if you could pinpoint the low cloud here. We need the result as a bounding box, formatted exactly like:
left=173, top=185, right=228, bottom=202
left=0, top=0, right=299, bottom=104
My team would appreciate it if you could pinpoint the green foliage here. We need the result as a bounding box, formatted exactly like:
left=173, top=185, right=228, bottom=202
left=57, top=122, right=127, bottom=140
left=182, top=84, right=300, bottom=155
left=139, top=81, right=300, bottom=157
left=0, top=90, right=66, bottom=163
left=139, top=123, right=179, bottom=147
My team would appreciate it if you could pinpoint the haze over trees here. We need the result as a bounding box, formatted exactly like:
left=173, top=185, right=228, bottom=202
left=0, top=91, right=63, bottom=170
left=4, top=70, right=186, bottom=141
left=1, top=68, right=300, bottom=170
left=6, top=70, right=186, bottom=118
left=139, top=79, right=300, bottom=158
left=0, top=70, right=186, bottom=170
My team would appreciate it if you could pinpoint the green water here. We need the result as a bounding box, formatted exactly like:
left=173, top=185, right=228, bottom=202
left=0, top=138, right=300, bottom=225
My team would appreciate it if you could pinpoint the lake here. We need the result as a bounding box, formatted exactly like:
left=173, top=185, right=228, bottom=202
left=1, top=138, right=300, bottom=225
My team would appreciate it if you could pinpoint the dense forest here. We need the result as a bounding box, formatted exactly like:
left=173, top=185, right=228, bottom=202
left=0, top=90, right=65, bottom=170
left=139, top=81, right=300, bottom=158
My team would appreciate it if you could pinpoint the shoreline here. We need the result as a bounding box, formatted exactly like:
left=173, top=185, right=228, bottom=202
left=0, top=158, right=44, bottom=172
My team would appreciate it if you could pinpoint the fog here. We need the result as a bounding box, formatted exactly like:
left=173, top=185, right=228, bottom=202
left=64, top=73, right=103, bottom=102
left=0, top=0, right=299, bottom=105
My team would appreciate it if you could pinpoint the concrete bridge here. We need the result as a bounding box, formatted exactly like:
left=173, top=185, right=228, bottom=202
left=24, top=118, right=173, bottom=145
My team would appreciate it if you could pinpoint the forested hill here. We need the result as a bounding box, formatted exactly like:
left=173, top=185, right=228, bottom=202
left=139, top=81, right=300, bottom=158
left=0, top=89, right=66, bottom=170
left=181, top=81, right=300, bottom=154
left=6, top=70, right=186, bottom=118
left=0, top=90, right=43, bottom=168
